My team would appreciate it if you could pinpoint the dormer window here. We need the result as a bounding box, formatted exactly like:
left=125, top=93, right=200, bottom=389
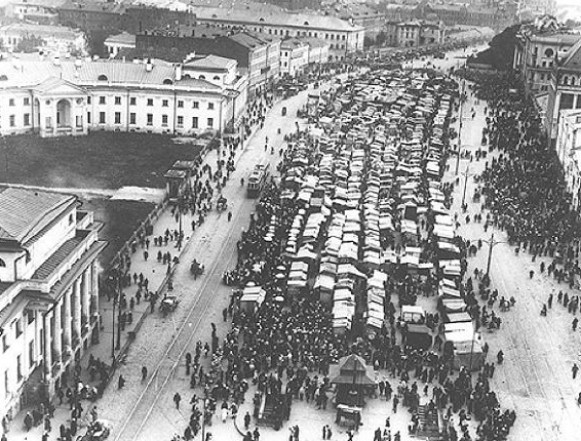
left=304, top=21, right=309, bottom=26
left=98, top=74, right=108, bottom=81
left=0, top=258, right=5, bottom=268
left=213, top=76, right=220, bottom=80
left=69, top=214, right=74, bottom=225
left=163, top=79, right=173, bottom=85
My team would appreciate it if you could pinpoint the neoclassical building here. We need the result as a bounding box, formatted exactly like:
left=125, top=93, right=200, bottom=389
left=0, top=187, right=107, bottom=422
left=0, top=55, right=248, bottom=138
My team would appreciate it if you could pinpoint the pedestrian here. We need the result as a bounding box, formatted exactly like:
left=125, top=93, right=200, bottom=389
left=573, top=364, right=579, bottom=379
left=253, top=427, right=260, bottom=441
left=573, top=318, right=579, bottom=331
left=141, top=366, right=148, bottom=382
left=228, top=211, right=233, bottom=222
left=174, top=392, right=182, bottom=409
left=144, top=250, right=148, bottom=261
left=244, top=411, right=251, bottom=430
left=392, top=395, right=399, bottom=413
left=118, top=375, right=125, bottom=390
left=24, top=412, right=32, bottom=431
left=221, top=401, right=229, bottom=422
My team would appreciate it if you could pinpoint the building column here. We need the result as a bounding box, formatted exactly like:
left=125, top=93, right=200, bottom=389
left=73, top=278, right=82, bottom=345
left=90, top=262, right=99, bottom=316
left=63, top=288, right=72, bottom=353
left=52, top=301, right=62, bottom=365
left=81, top=268, right=90, bottom=324
left=43, top=313, right=53, bottom=380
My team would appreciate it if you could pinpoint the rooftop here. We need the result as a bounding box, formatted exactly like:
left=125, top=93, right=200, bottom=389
left=0, top=23, right=81, bottom=38
left=58, top=0, right=125, bottom=14
left=0, top=187, right=76, bottom=244
left=105, top=32, right=136, bottom=46
left=184, top=54, right=236, bottom=70
left=0, top=57, right=222, bottom=92
left=32, top=231, right=88, bottom=280
left=193, top=6, right=364, bottom=32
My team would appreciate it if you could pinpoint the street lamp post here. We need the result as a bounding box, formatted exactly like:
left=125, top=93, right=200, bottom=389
left=482, top=233, right=507, bottom=276
left=461, top=164, right=473, bottom=208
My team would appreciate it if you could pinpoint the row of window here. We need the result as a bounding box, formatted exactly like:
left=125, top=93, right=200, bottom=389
left=2, top=312, right=33, bottom=354
left=94, top=96, right=215, bottom=110
left=1, top=113, right=31, bottom=128
left=90, top=112, right=213, bottom=129
left=7, top=97, right=30, bottom=106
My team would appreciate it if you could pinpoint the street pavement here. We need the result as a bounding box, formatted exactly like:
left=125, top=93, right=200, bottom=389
left=444, top=79, right=581, bottom=441
left=5, top=46, right=512, bottom=441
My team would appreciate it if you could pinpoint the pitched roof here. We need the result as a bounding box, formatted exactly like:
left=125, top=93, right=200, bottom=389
left=194, top=6, right=363, bottom=32
left=561, top=37, right=581, bottom=68
left=0, top=188, right=76, bottom=244
left=184, top=54, right=236, bottom=70
left=104, top=32, right=136, bottom=46
left=0, top=57, right=222, bottom=92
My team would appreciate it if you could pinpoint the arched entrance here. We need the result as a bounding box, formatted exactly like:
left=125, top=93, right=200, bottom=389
left=56, top=99, right=71, bottom=128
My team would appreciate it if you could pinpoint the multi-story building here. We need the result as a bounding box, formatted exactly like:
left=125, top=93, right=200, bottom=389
left=0, top=56, right=248, bottom=137
left=136, top=29, right=280, bottom=92
left=0, top=23, right=87, bottom=55
left=192, top=6, right=365, bottom=61
left=280, top=38, right=310, bottom=77
left=0, top=187, right=107, bottom=422
left=513, top=21, right=580, bottom=94
left=391, top=20, right=445, bottom=47
left=555, top=109, right=581, bottom=209
left=304, top=38, right=330, bottom=65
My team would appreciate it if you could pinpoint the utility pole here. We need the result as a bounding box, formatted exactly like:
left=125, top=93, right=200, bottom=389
left=461, top=163, right=473, bottom=208
left=116, top=272, right=122, bottom=351
left=455, top=60, right=467, bottom=176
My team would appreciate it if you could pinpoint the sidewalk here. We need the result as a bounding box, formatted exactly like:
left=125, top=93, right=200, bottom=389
left=3, top=106, right=264, bottom=441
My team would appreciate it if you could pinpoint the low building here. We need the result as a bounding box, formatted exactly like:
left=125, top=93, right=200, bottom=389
left=4, top=0, right=60, bottom=25
left=193, top=6, right=364, bottom=61
left=0, top=56, right=248, bottom=137
left=104, top=32, right=136, bottom=58
left=0, top=23, right=87, bottom=55
left=280, top=38, right=309, bottom=77
left=0, top=187, right=107, bottom=422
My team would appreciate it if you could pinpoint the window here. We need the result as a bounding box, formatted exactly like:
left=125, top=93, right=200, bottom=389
left=99, top=112, right=105, bottom=124
left=192, top=116, right=198, bottom=129
left=98, top=74, right=108, bottom=81
left=23, top=97, right=29, bottom=106
left=162, top=115, right=168, bottom=126
left=87, top=96, right=91, bottom=104
left=27, top=310, right=34, bottom=325
left=213, top=76, right=220, bottom=81
left=130, top=113, right=136, bottom=124
left=23, top=114, right=30, bottom=126
left=14, top=319, right=21, bottom=338
left=207, top=117, right=214, bottom=128
left=208, top=102, right=214, bottom=110
left=29, top=341, right=34, bottom=367
left=4, top=370, right=8, bottom=397
left=9, top=115, right=15, bottom=127
left=147, top=98, right=153, bottom=106
left=342, top=35, right=346, bottom=40
left=192, top=101, right=199, bottom=109
left=99, top=96, right=106, bottom=105
left=177, top=100, right=184, bottom=108
left=162, top=99, right=169, bottom=107
left=177, top=116, right=183, bottom=127
left=8, top=98, right=14, bottom=106
left=130, top=97, right=136, bottom=106
left=545, top=48, right=554, bottom=57
left=147, top=114, right=153, bottom=126
left=16, top=355, right=21, bottom=381
left=76, top=116, right=82, bottom=128
left=0, top=258, right=5, bottom=267
left=114, top=96, right=121, bottom=105
left=114, top=112, right=121, bottom=124
left=2, top=335, right=8, bottom=352
left=87, top=112, right=91, bottom=124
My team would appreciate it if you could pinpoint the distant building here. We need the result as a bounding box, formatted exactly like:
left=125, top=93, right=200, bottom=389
left=304, top=38, right=330, bottom=65
left=136, top=30, right=280, bottom=92
left=392, top=20, right=445, bottom=47
left=192, top=6, right=364, bottom=60
left=4, top=0, right=60, bottom=25
left=104, top=32, right=136, bottom=58
left=0, top=187, right=107, bottom=422
left=0, top=23, right=87, bottom=55
left=0, top=56, right=248, bottom=137
left=280, top=38, right=309, bottom=77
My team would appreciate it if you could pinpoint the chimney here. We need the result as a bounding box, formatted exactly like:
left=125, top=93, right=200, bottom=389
left=175, top=63, right=182, bottom=81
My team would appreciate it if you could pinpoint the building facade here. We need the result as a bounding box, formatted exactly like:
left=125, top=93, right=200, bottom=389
left=0, top=23, right=87, bottom=55
left=104, top=32, right=136, bottom=58
left=280, top=38, right=309, bottom=77
left=192, top=7, right=364, bottom=60
left=556, top=109, right=581, bottom=209
left=392, top=20, right=445, bottom=47
left=4, top=1, right=59, bottom=25
left=136, top=30, right=280, bottom=92
left=0, top=57, right=248, bottom=138
left=0, top=187, right=107, bottom=422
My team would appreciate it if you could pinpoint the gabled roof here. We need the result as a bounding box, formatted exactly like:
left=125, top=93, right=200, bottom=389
left=0, top=188, right=76, bottom=245
left=184, top=54, right=236, bottom=70
left=33, top=77, right=87, bottom=94
left=104, top=32, right=136, bottom=46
